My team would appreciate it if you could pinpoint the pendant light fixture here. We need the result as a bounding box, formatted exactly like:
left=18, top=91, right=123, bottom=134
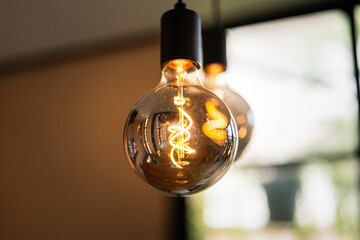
left=202, top=0, right=253, bottom=160
left=123, top=0, right=238, bottom=196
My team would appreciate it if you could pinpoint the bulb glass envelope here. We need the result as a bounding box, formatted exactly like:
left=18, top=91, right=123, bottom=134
left=123, top=60, right=238, bottom=196
left=203, top=64, right=254, bottom=160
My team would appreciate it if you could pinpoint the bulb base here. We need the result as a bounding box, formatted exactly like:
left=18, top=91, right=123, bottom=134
left=161, top=3, right=201, bottom=69
left=203, top=27, right=227, bottom=72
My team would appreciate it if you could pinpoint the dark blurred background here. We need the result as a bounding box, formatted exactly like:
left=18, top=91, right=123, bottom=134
left=0, top=0, right=359, bottom=239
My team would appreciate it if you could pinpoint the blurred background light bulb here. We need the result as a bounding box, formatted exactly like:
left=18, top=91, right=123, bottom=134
left=202, top=0, right=253, bottom=161
left=202, top=20, right=253, bottom=160
left=203, top=64, right=253, bottom=160
left=123, top=59, right=238, bottom=196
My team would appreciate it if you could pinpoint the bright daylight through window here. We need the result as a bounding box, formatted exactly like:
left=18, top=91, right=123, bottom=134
left=188, top=10, right=359, bottom=240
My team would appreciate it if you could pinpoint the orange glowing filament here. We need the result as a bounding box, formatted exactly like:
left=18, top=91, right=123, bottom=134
left=202, top=101, right=228, bottom=145
left=168, top=60, right=195, bottom=168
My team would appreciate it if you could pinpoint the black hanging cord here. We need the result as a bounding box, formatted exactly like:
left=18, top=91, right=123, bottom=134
left=212, top=0, right=221, bottom=27
left=175, top=0, right=185, bottom=9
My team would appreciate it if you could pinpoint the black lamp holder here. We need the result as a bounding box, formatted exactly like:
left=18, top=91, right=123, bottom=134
left=161, top=2, right=201, bottom=69
left=202, top=0, right=227, bottom=69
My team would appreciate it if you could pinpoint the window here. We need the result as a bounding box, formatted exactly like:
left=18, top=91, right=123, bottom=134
left=187, top=10, right=359, bottom=240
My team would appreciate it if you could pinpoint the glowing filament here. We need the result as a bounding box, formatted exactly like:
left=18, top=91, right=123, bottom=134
left=168, top=105, right=195, bottom=168
left=168, top=63, right=195, bottom=168
left=203, top=101, right=228, bottom=145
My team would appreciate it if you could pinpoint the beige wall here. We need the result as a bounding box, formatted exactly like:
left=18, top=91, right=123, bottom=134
left=0, top=41, right=171, bottom=240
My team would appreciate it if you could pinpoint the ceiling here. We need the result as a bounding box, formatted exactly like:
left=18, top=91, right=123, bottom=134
left=0, top=0, right=352, bottom=70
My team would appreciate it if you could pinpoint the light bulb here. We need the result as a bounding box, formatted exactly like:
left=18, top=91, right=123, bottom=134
left=124, top=59, right=238, bottom=196
left=204, top=63, right=253, bottom=160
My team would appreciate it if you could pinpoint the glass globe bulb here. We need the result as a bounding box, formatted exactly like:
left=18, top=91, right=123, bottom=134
left=204, top=63, right=254, bottom=160
left=123, top=60, right=238, bottom=196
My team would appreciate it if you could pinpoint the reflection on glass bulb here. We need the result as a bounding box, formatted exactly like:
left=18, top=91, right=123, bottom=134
left=204, top=64, right=253, bottom=160
left=124, top=59, right=238, bottom=196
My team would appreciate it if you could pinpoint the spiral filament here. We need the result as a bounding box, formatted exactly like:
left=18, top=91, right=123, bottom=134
left=202, top=101, right=228, bottom=145
left=168, top=60, right=195, bottom=168
left=168, top=103, right=195, bottom=168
